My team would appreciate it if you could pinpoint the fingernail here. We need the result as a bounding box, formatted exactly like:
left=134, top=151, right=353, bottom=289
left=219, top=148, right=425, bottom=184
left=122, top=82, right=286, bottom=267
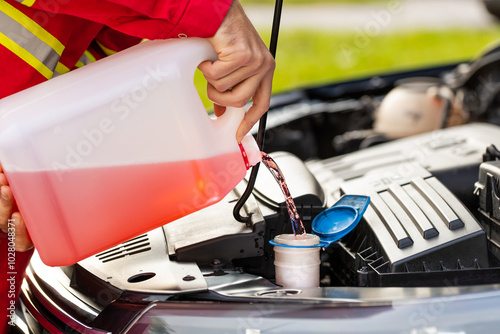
left=1, top=190, right=8, bottom=200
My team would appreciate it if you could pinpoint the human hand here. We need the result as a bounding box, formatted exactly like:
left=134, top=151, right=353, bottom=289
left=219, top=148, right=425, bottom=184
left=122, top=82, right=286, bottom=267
left=0, top=166, right=33, bottom=252
left=199, top=0, right=275, bottom=143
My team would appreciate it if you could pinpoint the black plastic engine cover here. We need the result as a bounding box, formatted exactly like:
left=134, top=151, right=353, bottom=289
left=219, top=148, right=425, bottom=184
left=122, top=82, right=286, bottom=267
left=475, top=161, right=500, bottom=260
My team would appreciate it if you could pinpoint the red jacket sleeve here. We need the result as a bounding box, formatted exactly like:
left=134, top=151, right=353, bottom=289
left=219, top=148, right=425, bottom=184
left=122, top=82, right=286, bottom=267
left=23, top=0, right=232, bottom=40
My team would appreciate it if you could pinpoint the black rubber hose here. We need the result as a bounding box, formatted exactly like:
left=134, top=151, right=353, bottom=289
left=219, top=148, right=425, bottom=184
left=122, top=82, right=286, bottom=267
left=233, top=0, right=283, bottom=223
left=484, top=144, right=500, bottom=162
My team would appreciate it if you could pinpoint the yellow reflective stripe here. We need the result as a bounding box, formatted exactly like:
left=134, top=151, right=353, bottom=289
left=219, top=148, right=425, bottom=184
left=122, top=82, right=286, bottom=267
left=0, top=1, right=64, bottom=55
left=84, top=50, right=96, bottom=63
left=0, top=31, right=52, bottom=79
left=96, top=40, right=117, bottom=56
left=74, top=50, right=97, bottom=68
left=20, top=0, right=36, bottom=7
left=55, top=62, right=70, bottom=75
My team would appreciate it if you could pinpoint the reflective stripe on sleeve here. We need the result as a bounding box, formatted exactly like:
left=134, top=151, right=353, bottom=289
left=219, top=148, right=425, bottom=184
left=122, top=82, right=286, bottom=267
left=83, top=50, right=96, bottom=63
left=74, top=50, right=97, bottom=68
left=0, top=31, right=52, bottom=79
left=96, top=40, right=117, bottom=56
left=17, top=0, right=36, bottom=7
left=55, top=61, right=70, bottom=75
left=0, top=1, right=65, bottom=79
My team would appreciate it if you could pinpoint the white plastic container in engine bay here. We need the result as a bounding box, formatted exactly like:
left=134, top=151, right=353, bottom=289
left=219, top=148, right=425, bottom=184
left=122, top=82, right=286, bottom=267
left=272, top=234, right=321, bottom=288
left=270, top=195, right=370, bottom=289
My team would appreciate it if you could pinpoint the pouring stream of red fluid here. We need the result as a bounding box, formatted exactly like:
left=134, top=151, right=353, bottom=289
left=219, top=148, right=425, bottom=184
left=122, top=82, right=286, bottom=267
left=260, top=152, right=307, bottom=239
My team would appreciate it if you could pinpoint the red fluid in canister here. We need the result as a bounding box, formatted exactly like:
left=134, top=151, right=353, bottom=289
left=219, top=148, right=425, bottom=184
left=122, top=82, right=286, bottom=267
left=6, top=152, right=247, bottom=266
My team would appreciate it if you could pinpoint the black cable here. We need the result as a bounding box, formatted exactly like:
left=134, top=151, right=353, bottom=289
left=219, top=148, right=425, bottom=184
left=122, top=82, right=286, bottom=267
left=233, top=0, right=283, bottom=224
left=269, top=0, right=283, bottom=58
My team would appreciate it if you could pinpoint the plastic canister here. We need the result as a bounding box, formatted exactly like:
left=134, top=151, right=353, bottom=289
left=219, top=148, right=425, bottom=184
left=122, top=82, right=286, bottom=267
left=0, top=38, right=261, bottom=266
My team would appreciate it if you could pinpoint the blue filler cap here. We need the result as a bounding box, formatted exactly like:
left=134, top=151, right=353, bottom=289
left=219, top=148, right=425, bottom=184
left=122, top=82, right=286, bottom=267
left=312, top=195, right=370, bottom=248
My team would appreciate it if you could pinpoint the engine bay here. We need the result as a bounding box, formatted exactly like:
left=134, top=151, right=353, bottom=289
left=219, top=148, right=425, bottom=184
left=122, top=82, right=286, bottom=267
left=54, top=122, right=498, bottom=300
left=20, top=43, right=500, bottom=328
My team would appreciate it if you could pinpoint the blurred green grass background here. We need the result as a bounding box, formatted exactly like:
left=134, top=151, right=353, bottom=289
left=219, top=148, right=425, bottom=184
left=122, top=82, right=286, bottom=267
left=195, top=7, right=500, bottom=110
